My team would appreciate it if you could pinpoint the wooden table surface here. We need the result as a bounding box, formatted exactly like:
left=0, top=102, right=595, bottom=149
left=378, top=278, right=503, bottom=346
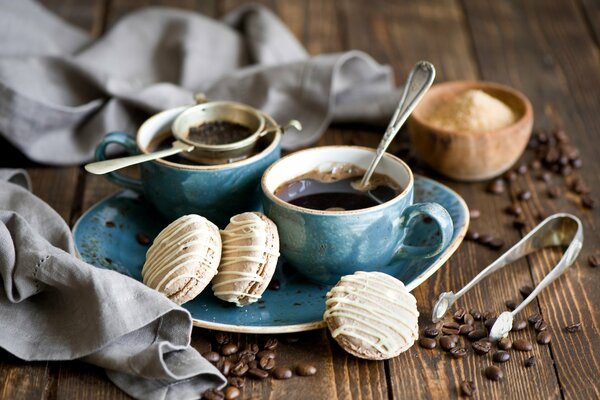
left=1, top=0, right=599, bottom=399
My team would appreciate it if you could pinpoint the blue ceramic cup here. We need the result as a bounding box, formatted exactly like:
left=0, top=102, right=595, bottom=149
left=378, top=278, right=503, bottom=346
left=261, top=146, right=454, bottom=284
left=95, top=106, right=282, bottom=227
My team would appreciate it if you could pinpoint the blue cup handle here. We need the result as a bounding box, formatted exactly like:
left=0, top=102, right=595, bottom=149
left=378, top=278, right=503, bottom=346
left=393, top=202, right=454, bottom=259
left=95, top=131, right=144, bottom=193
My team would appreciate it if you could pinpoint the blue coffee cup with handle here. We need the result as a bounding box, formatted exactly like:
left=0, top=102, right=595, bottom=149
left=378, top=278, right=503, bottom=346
left=261, top=146, right=454, bottom=284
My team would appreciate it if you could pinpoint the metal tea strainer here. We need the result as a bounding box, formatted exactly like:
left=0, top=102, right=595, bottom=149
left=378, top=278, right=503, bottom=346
left=431, top=213, right=583, bottom=341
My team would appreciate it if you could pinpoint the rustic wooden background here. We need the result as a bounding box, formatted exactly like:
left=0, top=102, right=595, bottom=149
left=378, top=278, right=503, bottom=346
left=1, top=0, right=599, bottom=399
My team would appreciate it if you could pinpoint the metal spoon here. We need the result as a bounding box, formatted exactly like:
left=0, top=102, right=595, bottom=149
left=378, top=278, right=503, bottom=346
left=431, top=213, right=583, bottom=340
left=357, top=61, right=436, bottom=189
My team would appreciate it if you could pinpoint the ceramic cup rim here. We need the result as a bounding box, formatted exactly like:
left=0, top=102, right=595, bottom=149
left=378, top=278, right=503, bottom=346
left=136, top=106, right=282, bottom=171
left=261, top=145, right=414, bottom=216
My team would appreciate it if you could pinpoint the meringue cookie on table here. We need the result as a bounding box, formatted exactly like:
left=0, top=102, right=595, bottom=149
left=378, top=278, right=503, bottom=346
left=324, top=271, right=419, bottom=360
left=212, top=212, right=279, bottom=306
left=142, top=214, right=221, bottom=305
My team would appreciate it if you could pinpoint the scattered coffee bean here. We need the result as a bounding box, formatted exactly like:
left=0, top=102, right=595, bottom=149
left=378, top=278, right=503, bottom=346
left=460, top=380, right=477, bottom=397
left=202, top=389, right=224, bottom=400
left=469, top=209, right=481, bottom=219
left=444, top=321, right=460, bottom=329
left=484, top=366, right=504, bottom=381
left=513, top=339, right=533, bottom=352
left=224, top=386, right=240, bottom=400
left=136, top=232, right=151, bottom=245
left=467, top=329, right=488, bottom=342
left=518, top=190, right=532, bottom=201
left=244, top=343, right=259, bottom=354
left=465, top=230, right=480, bottom=241
left=487, top=179, right=506, bottom=194
left=519, top=285, right=533, bottom=298
left=440, top=336, right=457, bottom=351
left=512, top=319, right=527, bottom=331
left=492, top=350, right=510, bottom=363
left=230, top=361, right=249, bottom=377
left=259, top=356, right=276, bottom=370
left=472, top=340, right=492, bottom=355
left=424, top=327, right=440, bottom=338
left=534, top=319, right=548, bottom=332
left=505, top=300, right=518, bottom=310
left=237, top=350, right=256, bottom=364
left=469, top=309, right=481, bottom=320
left=505, top=204, right=523, bottom=216
left=504, top=170, right=518, bottom=182
left=221, top=359, right=233, bottom=376
left=215, top=332, right=231, bottom=345
left=450, top=347, right=468, bottom=359
left=561, top=165, right=573, bottom=176
left=488, top=238, right=505, bottom=250
left=272, top=367, right=293, bottom=380
left=539, top=172, right=552, bottom=183
left=227, top=377, right=244, bottom=388
left=547, top=186, right=561, bottom=199
left=296, top=363, right=317, bottom=377
left=442, top=327, right=460, bottom=335
left=419, top=338, right=437, bottom=349
left=459, top=324, right=474, bottom=335
left=537, top=331, right=552, bottom=345
left=565, top=322, right=582, bottom=333
left=498, top=337, right=512, bottom=350
left=263, top=338, right=278, bottom=350
left=588, top=255, right=600, bottom=268
left=454, top=308, right=466, bottom=322
left=482, top=310, right=496, bottom=320
left=464, top=314, right=475, bottom=326
left=484, top=318, right=497, bottom=330
left=530, top=160, right=541, bottom=170
left=203, top=351, right=221, bottom=364
left=524, top=356, right=537, bottom=368
left=572, top=158, right=583, bottom=168
left=571, top=178, right=589, bottom=194
left=222, top=343, right=239, bottom=356
left=517, top=164, right=528, bottom=174
left=257, top=350, right=276, bottom=360
left=581, top=195, right=596, bottom=209
left=512, top=217, right=527, bottom=229
left=248, top=360, right=258, bottom=369
left=528, top=313, right=543, bottom=325
left=248, top=367, right=269, bottom=380
left=478, top=234, right=494, bottom=245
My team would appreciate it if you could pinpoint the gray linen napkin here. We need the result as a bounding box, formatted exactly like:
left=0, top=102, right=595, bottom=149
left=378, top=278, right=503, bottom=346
left=0, top=0, right=401, bottom=165
left=0, top=169, right=226, bottom=399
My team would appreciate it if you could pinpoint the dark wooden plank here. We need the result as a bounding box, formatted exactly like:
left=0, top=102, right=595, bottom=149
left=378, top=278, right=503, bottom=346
left=578, top=0, right=600, bottom=46
left=463, top=0, right=600, bottom=398
left=0, top=353, right=49, bottom=400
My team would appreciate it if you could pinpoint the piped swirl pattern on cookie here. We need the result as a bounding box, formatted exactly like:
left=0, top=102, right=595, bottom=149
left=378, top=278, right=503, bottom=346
left=142, top=214, right=221, bottom=305
left=324, top=271, right=419, bottom=360
left=212, top=212, right=279, bottom=306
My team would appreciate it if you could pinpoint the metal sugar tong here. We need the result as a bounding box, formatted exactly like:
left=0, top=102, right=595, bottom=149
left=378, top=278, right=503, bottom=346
left=431, top=213, right=583, bottom=340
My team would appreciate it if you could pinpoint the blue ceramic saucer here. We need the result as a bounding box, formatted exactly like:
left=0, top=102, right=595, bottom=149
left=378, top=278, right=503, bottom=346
left=73, top=176, right=468, bottom=333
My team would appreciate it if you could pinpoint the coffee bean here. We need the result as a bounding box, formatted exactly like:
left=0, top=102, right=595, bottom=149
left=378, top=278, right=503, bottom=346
left=561, top=165, right=573, bottom=176
left=517, top=164, right=528, bottom=174
left=504, top=170, right=518, bottom=182
left=528, top=313, right=543, bottom=325
left=505, top=204, right=523, bottom=216
left=589, top=255, right=600, bottom=268
left=268, top=279, right=281, bottom=290
left=454, top=308, right=466, bottom=322
left=469, top=309, right=481, bottom=320
left=248, top=367, right=269, bottom=380
left=221, top=343, right=239, bottom=356
left=442, top=327, right=460, bottom=335
left=565, top=322, right=582, bottom=333
left=214, top=332, right=231, bottom=345
left=513, top=339, right=533, bottom=351
left=136, top=232, right=150, bottom=245
left=487, top=179, right=505, bottom=194
left=202, top=389, right=224, bottom=400
left=512, top=217, right=527, bottom=229
left=459, top=324, right=474, bottom=335
left=450, top=347, right=468, bottom=359
left=259, top=356, right=276, bottom=370
left=524, top=356, right=537, bottom=368
left=464, top=313, right=475, bottom=326
left=248, top=360, right=258, bottom=369
left=572, top=158, right=583, bottom=168
left=467, top=329, right=488, bottom=342
left=547, top=186, right=561, bottom=199
left=518, top=190, right=532, bottom=201
left=444, top=321, right=460, bottom=329
left=492, top=350, right=510, bottom=363
left=424, top=327, right=440, bottom=338
left=230, top=361, right=248, bottom=377
left=537, top=331, right=552, bottom=345
left=244, top=343, right=259, bottom=354
left=488, top=238, right=505, bottom=250
left=465, top=230, right=480, bottom=241
left=512, top=319, right=527, bottom=331
left=272, top=367, right=293, bottom=380
left=482, top=310, right=496, bottom=320
left=571, top=178, right=590, bottom=194
left=237, top=350, right=256, bottom=364
left=534, top=319, right=548, bottom=332
left=263, top=338, right=278, bottom=350
left=484, top=366, right=504, bottom=381
left=530, top=160, right=542, bottom=170
left=505, top=300, right=518, bottom=310
left=472, top=340, right=492, bottom=355
left=582, top=195, right=596, bottom=209
left=221, top=359, right=233, bottom=376
left=539, top=172, right=552, bottom=183
left=296, top=363, right=317, bottom=376
left=484, top=318, right=497, bottom=330
left=498, top=338, right=512, bottom=350
left=469, top=209, right=481, bottom=219
left=203, top=351, right=221, bottom=363
left=519, top=285, right=533, bottom=298
left=228, top=377, right=244, bottom=388
left=419, top=338, right=437, bottom=349
left=460, top=380, right=477, bottom=397
left=257, top=350, right=275, bottom=360
left=224, top=386, right=240, bottom=400
left=440, top=336, right=457, bottom=351
left=478, top=234, right=494, bottom=245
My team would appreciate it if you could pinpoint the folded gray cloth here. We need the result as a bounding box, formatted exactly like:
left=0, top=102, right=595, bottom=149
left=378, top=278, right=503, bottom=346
left=0, top=169, right=226, bottom=399
left=0, top=0, right=400, bottom=165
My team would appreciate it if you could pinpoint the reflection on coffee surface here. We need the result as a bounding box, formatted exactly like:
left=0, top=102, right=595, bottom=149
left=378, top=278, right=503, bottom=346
left=187, top=121, right=253, bottom=145
left=274, top=164, right=402, bottom=211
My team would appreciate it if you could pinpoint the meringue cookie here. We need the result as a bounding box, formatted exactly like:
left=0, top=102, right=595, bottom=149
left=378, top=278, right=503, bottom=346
left=212, top=212, right=279, bottom=306
left=142, top=214, right=221, bottom=305
left=324, top=271, right=419, bottom=360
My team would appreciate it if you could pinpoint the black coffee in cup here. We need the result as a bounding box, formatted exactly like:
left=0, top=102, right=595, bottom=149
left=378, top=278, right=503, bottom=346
left=274, top=164, right=402, bottom=211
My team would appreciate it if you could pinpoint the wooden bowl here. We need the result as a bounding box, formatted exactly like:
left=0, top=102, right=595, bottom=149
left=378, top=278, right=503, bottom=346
left=408, top=81, right=533, bottom=181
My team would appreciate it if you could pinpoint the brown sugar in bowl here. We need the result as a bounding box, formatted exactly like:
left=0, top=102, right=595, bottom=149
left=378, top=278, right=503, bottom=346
left=407, top=81, right=533, bottom=181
